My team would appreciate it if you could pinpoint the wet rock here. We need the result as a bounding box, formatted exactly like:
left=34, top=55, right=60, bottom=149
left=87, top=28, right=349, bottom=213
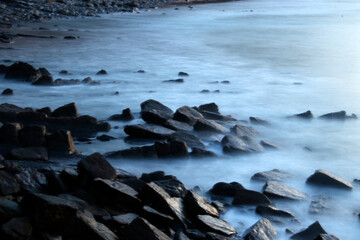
left=108, top=108, right=134, bottom=121
left=178, top=72, right=189, bottom=76
left=140, top=171, right=167, bottom=182
left=222, top=135, right=264, bottom=154
left=211, top=201, right=227, bottom=214
left=185, top=190, right=219, bottom=217
left=243, top=218, right=277, bottom=240
left=5, top=62, right=36, bottom=82
left=51, top=102, right=79, bottom=118
left=306, top=169, right=353, bottom=190
left=0, top=199, right=23, bottom=223
left=290, top=110, right=313, bottom=119
left=96, top=69, right=107, bottom=75
left=96, top=134, right=115, bottom=142
left=251, top=169, right=290, bottom=182
left=14, top=168, right=47, bottom=193
left=1, top=217, right=32, bottom=240
left=315, top=234, right=340, bottom=240
left=174, top=231, right=191, bottom=240
left=0, top=123, right=22, bottom=144
left=260, top=140, right=279, bottom=149
left=0, top=171, right=20, bottom=195
left=60, top=168, right=79, bottom=191
left=232, top=189, right=271, bottom=206
left=319, top=110, right=357, bottom=120
left=200, top=110, right=236, bottom=121
left=207, top=232, right=237, bottom=240
left=163, top=78, right=184, bottom=83
left=190, top=148, right=217, bottom=158
left=194, top=118, right=228, bottom=133
left=78, top=152, right=117, bottom=181
left=31, top=68, right=54, bottom=85
left=82, top=77, right=94, bottom=84
left=249, top=117, right=271, bottom=126
left=124, top=124, right=175, bottom=139
left=263, top=181, right=307, bottom=201
left=47, top=130, right=76, bottom=155
left=141, top=99, right=174, bottom=116
left=107, top=145, right=157, bottom=159
left=155, top=177, right=187, bottom=198
left=255, top=205, right=295, bottom=218
left=198, top=103, right=220, bottom=114
left=2, top=88, right=13, bottom=95
left=18, top=125, right=46, bottom=147
left=168, top=131, right=205, bottom=150
left=291, top=221, right=327, bottom=240
left=173, top=106, right=204, bottom=126
left=185, top=229, right=206, bottom=239
left=112, top=213, right=138, bottom=226
left=141, top=99, right=174, bottom=124
left=123, top=217, right=171, bottom=240
left=197, top=215, right=236, bottom=236
left=163, top=119, right=193, bottom=131
left=142, top=205, right=174, bottom=228
left=9, top=147, right=48, bottom=161
left=231, top=124, right=259, bottom=138
left=37, top=107, right=52, bottom=116
left=210, top=182, right=245, bottom=197
left=169, top=140, right=188, bottom=157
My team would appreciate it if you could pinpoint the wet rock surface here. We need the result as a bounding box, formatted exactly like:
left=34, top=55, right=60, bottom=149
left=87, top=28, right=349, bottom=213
left=291, top=221, right=327, bottom=240
left=251, top=169, right=291, bottom=182
left=263, top=181, right=307, bottom=201
left=306, top=169, right=353, bottom=190
left=243, top=218, right=277, bottom=240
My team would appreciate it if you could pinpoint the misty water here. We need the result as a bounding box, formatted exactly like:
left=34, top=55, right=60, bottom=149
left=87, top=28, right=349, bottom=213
left=1, top=0, right=360, bottom=238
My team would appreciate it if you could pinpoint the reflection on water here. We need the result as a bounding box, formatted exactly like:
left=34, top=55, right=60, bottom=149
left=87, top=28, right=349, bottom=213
left=1, top=0, right=360, bottom=238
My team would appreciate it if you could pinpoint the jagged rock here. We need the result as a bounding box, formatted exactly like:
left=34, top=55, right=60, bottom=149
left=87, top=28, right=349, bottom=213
left=185, top=190, right=219, bottom=217
left=0, top=123, right=22, bottom=144
left=197, top=215, right=236, bottom=236
left=315, top=234, right=340, bottom=240
left=306, top=169, right=353, bottom=190
left=249, top=117, right=271, bottom=126
left=1, top=217, right=32, bottom=240
left=108, top=108, right=134, bottom=121
left=210, top=182, right=245, bottom=197
left=47, top=130, right=76, bottom=155
left=185, top=229, right=206, bottom=239
left=243, top=218, right=277, bottom=240
left=5, top=62, right=36, bottom=81
left=51, top=103, right=79, bottom=118
left=0, top=171, right=20, bottom=195
left=170, top=140, right=188, bottom=157
left=163, top=119, right=193, bottom=131
left=231, top=124, right=259, bottom=138
left=142, top=205, right=174, bottom=228
left=124, top=124, right=175, bottom=139
left=255, top=205, right=295, bottom=218
left=174, top=231, right=191, bottom=240
left=141, top=99, right=174, bottom=125
left=123, top=217, right=171, bottom=240
left=107, top=145, right=157, bottom=159
left=207, top=232, right=238, bottom=240
left=251, top=169, right=290, bottom=182
left=198, top=103, right=220, bottom=114
left=173, top=106, right=204, bottom=126
left=168, top=132, right=205, bottom=150
left=319, top=110, right=356, bottom=120
left=291, top=221, right=327, bottom=240
left=232, top=189, right=271, bottom=206
left=155, top=178, right=187, bottom=198
left=194, top=119, right=228, bottom=133
left=222, top=135, right=264, bottom=154
left=112, top=213, right=138, bottom=225
left=290, top=110, right=313, bottom=119
left=2, top=88, right=13, bottom=95
left=14, top=168, right=47, bottom=193
left=18, top=125, right=46, bottom=147
left=45, top=171, right=67, bottom=195
left=78, top=152, right=116, bottom=181
left=8, top=147, right=48, bottom=161
left=190, top=148, right=217, bottom=158
left=263, top=181, right=307, bottom=201
left=211, top=201, right=227, bottom=214
left=0, top=199, right=23, bottom=223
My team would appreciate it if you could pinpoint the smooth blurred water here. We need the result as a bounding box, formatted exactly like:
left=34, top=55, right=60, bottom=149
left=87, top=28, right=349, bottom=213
left=1, top=0, right=360, bottom=238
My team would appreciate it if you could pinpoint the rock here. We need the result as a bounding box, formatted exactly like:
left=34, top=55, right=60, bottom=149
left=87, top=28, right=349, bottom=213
left=263, top=181, right=307, bottom=201
left=14, top=169, right=47, bottom=193
left=47, top=130, right=76, bottom=155
left=168, top=131, right=205, bottom=150
left=170, top=140, right=188, bottom=157
left=243, top=218, right=277, bottom=240
left=51, top=102, right=79, bottom=118
left=211, top=201, right=227, bottom=214
left=163, top=78, right=184, bottom=83
left=82, top=77, right=93, bottom=84
left=141, top=100, right=174, bottom=116
left=260, top=140, right=279, bottom=149
left=37, top=107, right=52, bottom=115
left=194, top=119, right=228, bottom=133
left=123, top=217, right=171, bottom=240
left=140, top=171, right=167, bottom=182
left=96, top=134, right=115, bottom=142
left=78, top=152, right=117, bottom=181
left=45, top=172, right=67, bottom=195
left=199, top=103, right=220, bottom=114
left=185, top=229, right=206, bottom=239
left=319, top=110, right=354, bottom=120
left=59, top=70, right=69, bottom=75
left=232, top=189, right=271, bottom=206
left=18, top=125, right=46, bottom=147
left=64, top=36, right=77, bottom=40
left=174, top=231, right=191, bottom=240
left=201, top=89, right=210, bottom=93
left=0, top=199, right=23, bottom=223
left=155, top=178, right=187, bottom=198
left=107, top=145, right=157, bottom=159
left=255, top=205, right=295, bottom=218
left=22, top=193, right=78, bottom=233
left=1, top=217, right=32, bottom=240
left=190, top=148, right=217, bottom=158
left=31, top=68, right=54, bottom=85
left=5, top=62, right=36, bottom=81
left=231, top=124, right=259, bottom=138
left=290, top=110, right=313, bottom=119
left=198, top=110, right=236, bottom=121
left=207, top=232, right=237, bottom=240
left=210, top=182, right=245, bottom=197
left=185, top=190, right=219, bottom=217
left=197, top=215, right=236, bottom=236
left=0, top=171, right=20, bottom=195
left=249, top=117, right=271, bottom=126
left=178, top=72, right=189, bottom=76
left=112, top=213, right=138, bottom=226
left=251, top=169, right=290, bottom=182
left=9, top=147, right=48, bottom=161
left=222, top=135, right=264, bottom=154
left=60, top=168, right=79, bottom=190
left=0, top=123, right=22, bottom=144
left=291, top=221, right=327, bottom=240
left=141, top=100, right=174, bottom=125
left=315, top=234, right=340, bottom=240
left=2, top=88, right=13, bottom=95
left=173, top=106, right=204, bottom=126
left=142, top=205, right=174, bottom=228
left=306, top=169, right=353, bottom=190
left=96, top=69, right=107, bottom=75
left=309, top=196, right=330, bottom=214
left=108, top=108, right=134, bottom=121
left=163, top=119, right=193, bottom=131
left=124, top=124, right=175, bottom=139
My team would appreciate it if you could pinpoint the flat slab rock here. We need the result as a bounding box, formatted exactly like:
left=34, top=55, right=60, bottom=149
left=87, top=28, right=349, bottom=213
left=251, top=169, right=291, bottom=182
left=263, top=181, right=307, bottom=201
left=306, top=169, right=353, bottom=190
left=124, top=124, right=175, bottom=139
left=243, top=218, right=277, bottom=240
left=222, top=135, right=264, bottom=154
left=124, top=217, right=171, bottom=240
left=78, top=152, right=116, bottom=180
left=255, top=205, right=295, bottom=218
left=197, top=215, right=236, bottom=236
left=184, top=190, right=219, bottom=217
left=194, top=118, right=228, bottom=133
left=232, top=189, right=271, bottom=206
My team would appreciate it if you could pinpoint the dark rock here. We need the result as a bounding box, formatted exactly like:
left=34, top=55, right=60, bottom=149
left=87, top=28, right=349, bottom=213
left=119, top=178, right=147, bottom=193
left=124, top=124, right=175, bottom=139
left=319, top=111, right=346, bottom=120
left=82, top=77, right=93, bottom=84
left=290, top=221, right=327, bottom=240
left=0, top=64, right=8, bottom=73
left=0, top=199, right=23, bottom=223
left=251, top=169, right=290, bottom=182
left=211, top=201, right=227, bottom=214
left=31, top=74, right=53, bottom=86
left=60, top=168, right=79, bottom=191
left=155, top=177, right=187, bottom=198
left=163, top=119, right=193, bottom=131
left=222, top=135, right=264, bottom=154
left=51, top=102, right=79, bottom=118
left=18, top=125, right=46, bottom=147
left=142, top=205, right=174, bottom=228
left=8, top=147, right=48, bottom=161
left=231, top=124, right=259, bottom=138
left=14, top=168, right=47, bottom=193
left=198, top=103, right=220, bottom=114
left=137, top=70, right=146, bottom=73
left=64, top=36, right=77, bottom=40
left=315, top=234, right=340, bottom=240
left=184, top=190, right=219, bottom=217
left=174, top=231, right=191, bottom=240
left=112, top=213, right=138, bottom=226
left=1, top=217, right=32, bottom=240
left=260, top=140, right=279, bottom=149
left=59, top=70, right=69, bottom=75
left=290, top=110, right=313, bottom=119
left=232, top=189, right=271, bottom=206
left=255, top=205, right=295, bottom=218
left=96, top=134, right=115, bottom=142
left=263, top=181, right=307, bottom=201
left=243, top=218, right=277, bottom=240
left=28, top=68, right=52, bottom=83
left=197, top=215, right=236, bottom=236
left=96, top=69, right=107, bottom=75
left=0, top=171, right=20, bottom=195
left=0, top=123, right=22, bottom=144
left=45, top=171, right=67, bottom=195
left=306, top=169, right=353, bottom=190
left=190, top=148, right=217, bottom=158
left=123, top=217, right=171, bottom=240
left=140, top=171, right=167, bottom=182
left=5, top=62, right=36, bottom=81
left=2, top=88, right=13, bottom=95
left=173, top=106, right=204, bottom=126
left=37, top=107, right=52, bottom=115
left=168, top=131, right=205, bottom=150
left=201, top=89, right=210, bottom=93
left=170, top=140, right=188, bottom=157
left=141, top=99, right=174, bottom=116
left=194, top=119, right=228, bottom=133
left=47, top=130, right=76, bottom=155
left=78, top=152, right=116, bottom=181
left=108, top=108, right=134, bottom=121
left=185, top=229, right=206, bottom=239
left=197, top=110, right=236, bottom=121
left=17, top=111, right=47, bottom=124
left=107, top=145, right=157, bottom=159
left=141, top=100, right=174, bottom=125
left=163, top=78, right=184, bottom=83
left=207, top=232, right=237, bottom=240
left=210, top=182, right=245, bottom=197
left=249, top=117, right=271, bottom=126
left=178, top=72, right=189, bottom=76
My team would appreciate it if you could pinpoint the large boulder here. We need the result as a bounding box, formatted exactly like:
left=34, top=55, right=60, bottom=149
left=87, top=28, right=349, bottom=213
left=141, top=99, right=174, bottom=125
left=173, top=106, right=204, bottom=126
left=291, top=221, right=327, bottom=240
left=306, top=169, right=353, bottom=190
left=209, top=182, right=245, bottom=197
left=251, top=169, right=291, bottom=182
left=184, top=190, right=219, bottom=217
left=196, top=215, right=236, bottom=236
left=8, top=147, right=48, bottom=161
left=194, top=119, right=228, bottom=133
left=78, top=152, right=117, bottom=181
left=1, top=217, right=33, bottom=240
left=18, top=125, right=46, bottom=147
left=154, top=178, right=187, bottom=198
left=5, top=62, right=36, bottom=81
left=263, top=181, right=307, bottom=201
left=47, top=130, right=76, bottom=156
left=51, top=102, right=79, bottom=118
left=243, top=218, right=277, bottom=240
left=222, top=135, right=264, bottom=154
left=123, top=217, right=171, bottom=240
left=232, top=189, right=271, bottom=206
left=30, top=68, right=53, bottom=85
left=0, top=171, right=20, bottom=195
left=124, top=125, right=175, bottom=139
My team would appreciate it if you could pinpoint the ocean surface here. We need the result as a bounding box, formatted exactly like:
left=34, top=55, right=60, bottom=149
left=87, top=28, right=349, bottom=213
left=1, top=0, right=360, bottom=238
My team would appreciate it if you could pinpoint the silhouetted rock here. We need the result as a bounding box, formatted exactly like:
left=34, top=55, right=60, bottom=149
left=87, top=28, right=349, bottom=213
left=78, top=152, right=116, bottom=181
left=306, top=169, right=353, bottom=190
left=1, top=88, right=13, bottom=95
left=96, top=134, right=115, bottom=142
left=290, top=110, right=313, bottom=119
left=210, top=182, right=245, bottom=197
left=51, top=102, right=79, bottom=118
left=291, top=221, right=327, bottom=240
left=96, top=69, right=107, bottom=75
left=190, top=148, right=216, bottom=158
left=178, top=72, right=189, bottom=76
left=123, top=217, right=171, bottom=240
left=0, top=171, right=20, bottom=195
left=5, top=62, right=36, bottom=81
left=184, top=190, right=219, bottom=217
left=18, top=125, right=46, bottom=147
left=0, top=199, right=23, bottom=223
left=263, top=181, right=307, bottom=201
left=315, top=234, right=340, bottom=240
left=255, top=205, right=295, bottom=218
left=197, top=215, right=236, bottom=236
left=47, top=130, right=76, bottom=156
left=251, top=169, right=290, bottom=182
left=108, top=108, right=134, bottom=121
left=9, top=147, right=48, bottom=161
left=124, top=124, right=175, bottom=139
left=1, top=217, right=32, bottom=240
left=163, top=78, right=184, bottom=83
left=319, top=110, right=357, bottom=120
left=243, top=218, right=277, bottom=240
left=173, top=106, right=204, bottom=126
left=0, top=123, right=22, bottom=144
left=232, top=189, right=271, bottom=206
